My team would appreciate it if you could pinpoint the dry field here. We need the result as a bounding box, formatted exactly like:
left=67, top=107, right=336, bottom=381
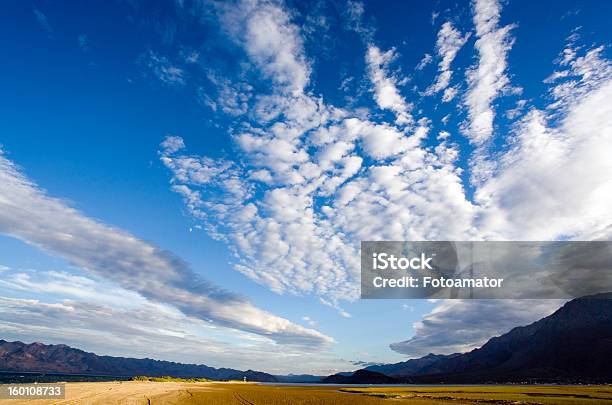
left=1, top=381, right=611, bottom=404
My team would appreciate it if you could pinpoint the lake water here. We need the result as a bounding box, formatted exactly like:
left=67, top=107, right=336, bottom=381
left=257, top=382, right=486, bottom=387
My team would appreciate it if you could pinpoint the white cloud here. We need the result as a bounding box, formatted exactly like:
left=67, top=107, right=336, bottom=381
left=0, top=269, right=141, bottom=306
left=0, top=150, right=332, bottom=347
left=141, top=50, right=186, bottom=86
left=162, top=141, right=362, bottom=304
left=348, top=118, right=412, bottom=159
left=431, top=11, right=440, bottom=24
left=184, top=50, right=199, bottom=64
left=441, top=114, right=450, bottom=126
left=476, top=48, right=612, bottom=240
left=437, top=130, right=450, bottom=140
left=159, top=0, right=475, bottom=314
left=161, top=118, right=475, bottom=305
left=426, top=22, right=470, bottom=100
left=416, top=53, right=433, bottom=71
left=0, top=266, right=349, bottom=374
left=302, top=316, right=317, bottom=327
left=221, top=0, right=310, bottom=96
left=159, top=135, right=185, bottom=154
left=464, top=0, right=515, bottom=143
left=0, top=294, right=346, bottom=374
left=442, top=86, right=459, bottom=102
left=205, top=72, right=253, bottom=116
left=155, top=0, right=612, bottom=359
left=546, top=46, right=611, bottom=110
left=505, top=99, right=527, bottom=119
left=0, top=296, right=226, bottom=361
left=342, top=0, right=375, bottom=42
left=394, top=41, right=612, bottom=357
left=366, top=45, right=413, bottom=126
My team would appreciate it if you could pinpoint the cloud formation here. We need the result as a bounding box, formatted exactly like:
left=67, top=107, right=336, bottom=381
left=365, top=45, right=413, bottom=126
left=476, top=42, right=612, bottom=240
left=159, top=0, right=478, bottom=316
left=0, top=266, right=347, bottom=374
left=140, top=50, right=186, bottom=86
left=426, top=22, right=470, bottom=101
left=25, top=0, right=602, bottom=359
left=0, top=151, right=332, bottom=347
left=159, top=0, right=612, bottom=330
left=464, top=0, right=515, bottom=144
left=219, top=0, right=310, bottom=96
left=390, top=299, right=565, bottom=356
left=391, top=38, right=612, bottom=356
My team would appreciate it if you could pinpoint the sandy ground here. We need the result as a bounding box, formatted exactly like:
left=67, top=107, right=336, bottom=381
left=0, top=381, right=219, bottom=405
left=2, top=382, right=610, bottom=404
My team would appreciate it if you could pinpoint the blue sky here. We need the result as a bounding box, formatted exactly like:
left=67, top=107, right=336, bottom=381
left=0, top=0, right=611, bottom=374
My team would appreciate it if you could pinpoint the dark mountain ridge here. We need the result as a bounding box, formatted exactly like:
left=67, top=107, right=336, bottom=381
left=0, top=340, right=277, bottom=382
left=338, top=293, right=612, bottom=384
left=323, top=369, right=400, bottom=384
left=365, top=353, right=460, bottom=377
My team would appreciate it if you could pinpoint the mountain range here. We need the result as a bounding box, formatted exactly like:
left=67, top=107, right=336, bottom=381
left=0, top=340, right=276, bottom=382
left=2, top=293, right=610, bottom=384
left=325, top=293, right=612, bottom=384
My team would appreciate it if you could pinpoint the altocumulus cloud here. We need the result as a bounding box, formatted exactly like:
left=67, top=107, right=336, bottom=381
left=159, top=0, right=612, bottom=356
left=0, top=150, right=333, bottom=347
left=160, top=0, right=475, bottom=318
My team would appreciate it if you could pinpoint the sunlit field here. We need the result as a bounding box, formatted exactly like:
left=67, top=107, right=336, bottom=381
left=3, top=382, right=611, bottom=404
left=339, top=385, right=612, bottom=404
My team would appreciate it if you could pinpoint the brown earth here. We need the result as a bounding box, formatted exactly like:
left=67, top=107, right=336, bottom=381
left=1, top=382, right=611, bottom=404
